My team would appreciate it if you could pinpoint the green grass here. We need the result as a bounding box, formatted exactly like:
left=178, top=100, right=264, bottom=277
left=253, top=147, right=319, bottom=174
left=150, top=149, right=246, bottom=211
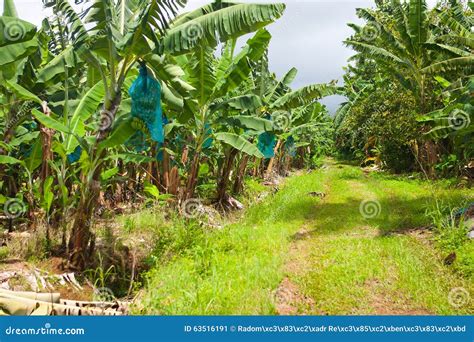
left=137, top=172, right=326, bottom=314
left=136, top=159, right=473, bottom=315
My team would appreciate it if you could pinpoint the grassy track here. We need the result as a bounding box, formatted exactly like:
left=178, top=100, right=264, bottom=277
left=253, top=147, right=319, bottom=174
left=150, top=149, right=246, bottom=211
left=139, top=159, right=473, bottom=315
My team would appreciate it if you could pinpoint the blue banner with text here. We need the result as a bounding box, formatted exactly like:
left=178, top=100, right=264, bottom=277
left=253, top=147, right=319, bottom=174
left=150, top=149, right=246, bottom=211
left=0, top=316, right=472, bottom=342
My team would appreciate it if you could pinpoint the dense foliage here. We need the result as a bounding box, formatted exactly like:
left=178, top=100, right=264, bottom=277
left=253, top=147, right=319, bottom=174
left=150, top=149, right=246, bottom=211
left=0, top=0, right=337, bottom=270
left=335, top=0, right=473, bottom=177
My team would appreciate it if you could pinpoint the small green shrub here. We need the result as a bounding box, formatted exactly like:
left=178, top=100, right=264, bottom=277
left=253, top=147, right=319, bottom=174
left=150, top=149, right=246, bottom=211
left=427, top=202, right=473, bottom=278
left=0, top=246, right=9, bottom=261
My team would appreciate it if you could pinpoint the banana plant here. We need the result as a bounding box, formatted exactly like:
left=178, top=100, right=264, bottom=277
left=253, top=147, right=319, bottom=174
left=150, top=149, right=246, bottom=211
left=0, top=0, right=69, bottom=225
left=38, top=0, right=285, bottom=269
left=246, top=57, right=340, bottom=177
left=344, top=0, right=473, bottom=114
left=417, top=75, right=473, bottom=173
left=174, top=28, right=275, bottom=201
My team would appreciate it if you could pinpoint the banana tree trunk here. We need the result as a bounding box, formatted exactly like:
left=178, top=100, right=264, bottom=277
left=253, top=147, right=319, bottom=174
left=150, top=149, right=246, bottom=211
left=168, top=166, right=179, bottom=196
left=162, top=145, right=170, bottom=192
left=280, top=155, right=291, bottom=176
left=252, top=157, right=260, bottom=177
left=39, top=102, right=54, bottom=246
left=265, top=140, right=282, bottom=179
left=217, top=148, right=238, bottom=203
left=233, top=154, right=249, bottom=194
left=68, top=93, right=122, bottom=270
left=185, top=151, right=201, bottom=200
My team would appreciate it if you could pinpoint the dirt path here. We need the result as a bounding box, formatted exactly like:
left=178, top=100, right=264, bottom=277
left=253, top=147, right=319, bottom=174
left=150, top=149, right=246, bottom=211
left=276, top=160, right=473, bottom=315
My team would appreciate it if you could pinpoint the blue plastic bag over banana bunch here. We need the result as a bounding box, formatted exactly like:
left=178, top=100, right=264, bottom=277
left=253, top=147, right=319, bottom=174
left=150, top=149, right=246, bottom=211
left=128, top=63, right=164, bottom=144
left=67, top=145, right=82, bottom=164
left=258, top=132, right=276, bottom=159
left=202, top=122, right=213, bottom=150
left=257, top=114, right=276, bottom=159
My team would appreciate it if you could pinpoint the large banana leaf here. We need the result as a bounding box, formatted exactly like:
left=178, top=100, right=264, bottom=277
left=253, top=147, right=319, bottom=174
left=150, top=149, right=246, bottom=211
left=4, top=81, right=42, bottom=104
left=265, top=67, right=297, bottom=103
left=215, top=132, right=263, bottom=158
left=408, top=0, right=428, bottom=52
left=391, top=0, right=415, bottom=55
left=98, top=118, right=136, bottom=151
left=0, top=155, right=22, bottom=165
left=118, top=0, right=186, bottom=55
left=162, top=2, right=285, bottom=55
left=43, top=0, right=89, bottom=45
left=145, top=54, right=194, bottom=92
left=210, top=94, right=262, bottom=113
left=64, top=80, right=106, bottom=153
left=421, top=56, right=474, bottom=74
left=36, top=46, right=80, bottom=86
left=184, top=46, right=217, bottom=106
left=0, top=17, right=38, bottom=67
left=31, top=109, right=70, bottom=134
left=3, top=0, right=17, bottom=17
left=226, top=115, right=273, bottom=132
left=161, top=82, right=184, bottom=111
left=213, top=29, right=271, bottom=97
left=24, top=140, right=42, bottom=172
left=271, top=83, right=340, bottom=109
left=344, top=40, right=406, bottom=67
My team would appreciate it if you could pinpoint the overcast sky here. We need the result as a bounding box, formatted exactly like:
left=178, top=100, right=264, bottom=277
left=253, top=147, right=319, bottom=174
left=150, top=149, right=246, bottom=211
left=1, top=0, right=438, bottom=112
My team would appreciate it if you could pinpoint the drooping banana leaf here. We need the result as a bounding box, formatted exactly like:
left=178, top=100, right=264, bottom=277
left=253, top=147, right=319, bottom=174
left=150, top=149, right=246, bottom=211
left=64, top=80, right=106, bottom=153
left=0, top=155, right=23, bottom=165
left=31, top=109, right=70, bottom=134
left=226, top=115, right=273, bottom=132
left=162, top=2, right=285, bottom=55
left=0, top=17, right=38, bottom=67
left=215, top=132, right=263, bottom=158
